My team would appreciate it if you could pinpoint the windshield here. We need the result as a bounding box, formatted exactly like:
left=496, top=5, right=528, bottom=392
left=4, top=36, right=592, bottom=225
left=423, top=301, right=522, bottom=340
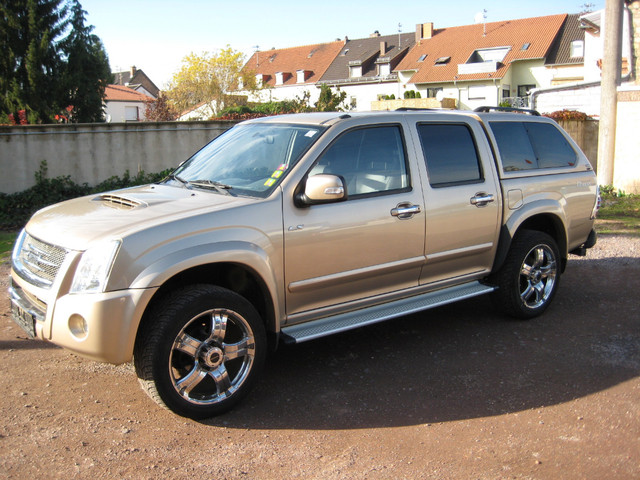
left=167, top=123, right=325, bottom=197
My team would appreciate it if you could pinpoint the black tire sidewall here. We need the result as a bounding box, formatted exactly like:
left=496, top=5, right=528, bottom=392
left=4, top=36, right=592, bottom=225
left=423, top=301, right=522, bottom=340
left=492, top=230, right=561, bottom=319
left=137, top=284, right=267, bottom=419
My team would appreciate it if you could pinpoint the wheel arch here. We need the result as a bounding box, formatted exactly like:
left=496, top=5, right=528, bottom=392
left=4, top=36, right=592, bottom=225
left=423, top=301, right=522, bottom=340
left=131, top=243, right=282, bottom=355
left=493, top=212, right=568, bottom=274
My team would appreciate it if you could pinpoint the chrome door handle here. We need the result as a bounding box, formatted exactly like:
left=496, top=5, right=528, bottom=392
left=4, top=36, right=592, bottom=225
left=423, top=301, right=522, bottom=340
left=391, top=203, right=421, bottom=219
left=470, top=193, right=495, bottom=207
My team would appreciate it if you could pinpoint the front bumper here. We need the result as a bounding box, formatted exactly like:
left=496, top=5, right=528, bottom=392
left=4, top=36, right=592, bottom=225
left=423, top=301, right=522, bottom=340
left=9, top=274, right=157, bottom=364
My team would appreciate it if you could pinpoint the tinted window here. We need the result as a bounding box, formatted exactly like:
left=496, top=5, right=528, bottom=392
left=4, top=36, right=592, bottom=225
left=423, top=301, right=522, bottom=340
left=312, top=125, right=410, bottom=196
left=417, top=124, right=482, bottom=186
left=525, top=122, right=578, bottom=168
left=490, top=122, right=538, bottom=171
left=490, top=121, right=578, bottom=171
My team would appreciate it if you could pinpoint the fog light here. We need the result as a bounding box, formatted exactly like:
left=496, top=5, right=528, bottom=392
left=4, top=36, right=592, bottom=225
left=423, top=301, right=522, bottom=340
left=69, top=314, right=89, bottom=340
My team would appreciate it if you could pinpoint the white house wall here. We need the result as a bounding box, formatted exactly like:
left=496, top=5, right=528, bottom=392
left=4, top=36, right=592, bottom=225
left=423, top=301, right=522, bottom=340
left=245, top=84, right=323, bottom=105
left=534, top=84, right=602, bottom=116
left=105, top=101, right=146, bottom=123
left=339, top=82, right=403, bottom=111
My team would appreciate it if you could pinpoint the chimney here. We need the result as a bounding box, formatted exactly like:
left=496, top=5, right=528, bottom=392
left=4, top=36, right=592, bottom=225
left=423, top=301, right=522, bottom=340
left=380, top=41, right=387, bottom=56
left=415, top=22, right=434, bottom=41
left=369, top=30, right=381, bottom=38
left=423, top=23, right=434, bottom=39
left=130, top=66, right=137, bottom=77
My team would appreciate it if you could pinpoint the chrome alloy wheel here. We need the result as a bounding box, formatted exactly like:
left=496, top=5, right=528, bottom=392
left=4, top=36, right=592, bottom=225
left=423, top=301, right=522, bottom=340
left=169, top=308, right=256, bottom=405
left=519, top=244, right=557, bottom=310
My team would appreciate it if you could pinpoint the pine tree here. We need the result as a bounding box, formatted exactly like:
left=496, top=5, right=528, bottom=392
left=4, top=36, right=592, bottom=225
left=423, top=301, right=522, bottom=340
left=0, top=0, right=69, bottom=123
left=60, top=0, right=112, bottom=122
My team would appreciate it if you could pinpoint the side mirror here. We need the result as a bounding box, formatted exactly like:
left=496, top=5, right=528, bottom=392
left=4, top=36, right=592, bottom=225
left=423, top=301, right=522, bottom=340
left=295, top=174, right=347, bottom=207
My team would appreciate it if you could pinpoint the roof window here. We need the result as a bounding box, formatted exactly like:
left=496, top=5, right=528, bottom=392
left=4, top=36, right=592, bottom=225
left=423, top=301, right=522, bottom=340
left=434, top=56, right=450, bottom=65
left=418, top=54, right=427, bottom=62
left=521, top=43, right=531, bottom=51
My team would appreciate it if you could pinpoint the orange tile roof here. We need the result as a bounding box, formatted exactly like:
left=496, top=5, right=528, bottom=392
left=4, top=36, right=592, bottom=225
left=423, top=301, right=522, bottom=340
left=243, top=41, right=345, bottom=87
left=396, top=14, right=567, bottom=84
left=105, top=84, right=153, bottom=102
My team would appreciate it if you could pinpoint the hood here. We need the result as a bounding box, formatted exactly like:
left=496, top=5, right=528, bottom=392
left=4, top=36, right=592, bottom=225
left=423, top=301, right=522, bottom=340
left=26, top=184, right=255, bottom=251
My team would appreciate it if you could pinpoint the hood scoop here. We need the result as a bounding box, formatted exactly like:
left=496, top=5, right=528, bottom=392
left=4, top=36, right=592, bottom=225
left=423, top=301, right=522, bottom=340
left=95, top=194, right=147, bottom=210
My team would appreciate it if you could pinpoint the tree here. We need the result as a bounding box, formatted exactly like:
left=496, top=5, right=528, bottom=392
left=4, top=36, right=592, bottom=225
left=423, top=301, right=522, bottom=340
left=314, top=84, right=347, bottom=112
left=59, top=0, right=112, bottom=122
left=1, top=0, right=69, bottom=123
left=166, top=47, right=255, bottom=116
left=144, top=92, right=178, bottom=122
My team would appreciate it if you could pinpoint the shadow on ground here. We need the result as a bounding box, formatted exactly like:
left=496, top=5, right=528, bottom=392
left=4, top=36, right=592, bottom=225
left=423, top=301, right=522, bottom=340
left=204, top=256, right=640, bottom=429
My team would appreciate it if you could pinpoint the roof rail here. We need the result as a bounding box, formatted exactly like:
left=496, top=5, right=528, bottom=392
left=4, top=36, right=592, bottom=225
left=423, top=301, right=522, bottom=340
left=473, top=106, right=541, bottom=116
left=394, top=107, right=442, bottom=112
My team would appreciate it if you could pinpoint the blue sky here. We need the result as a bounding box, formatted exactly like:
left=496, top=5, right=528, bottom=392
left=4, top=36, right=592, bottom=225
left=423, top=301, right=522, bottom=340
left=81, top=0, right=603, bottom=89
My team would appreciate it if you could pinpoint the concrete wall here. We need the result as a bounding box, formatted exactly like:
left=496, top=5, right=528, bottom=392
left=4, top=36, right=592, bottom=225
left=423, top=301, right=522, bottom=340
left=0, top=121, right=236, bottom=194
left=614, top=88, right=640, bottom=193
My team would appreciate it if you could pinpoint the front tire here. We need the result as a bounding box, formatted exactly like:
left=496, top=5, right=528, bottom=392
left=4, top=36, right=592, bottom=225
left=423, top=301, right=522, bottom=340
left=134, top=284, right=266, bottom=419
left=492, top=230, right=561, bottom=319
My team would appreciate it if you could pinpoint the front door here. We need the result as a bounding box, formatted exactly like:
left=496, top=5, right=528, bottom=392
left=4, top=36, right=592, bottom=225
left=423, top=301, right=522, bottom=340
left=283, top=124, right=426, bottom=318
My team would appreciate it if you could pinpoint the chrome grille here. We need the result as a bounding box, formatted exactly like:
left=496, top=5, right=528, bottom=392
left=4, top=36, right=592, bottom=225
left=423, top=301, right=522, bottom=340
left=15, top=234, right=68, bottom=288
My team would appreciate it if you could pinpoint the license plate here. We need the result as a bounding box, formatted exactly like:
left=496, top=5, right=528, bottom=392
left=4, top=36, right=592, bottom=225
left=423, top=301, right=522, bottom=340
left=11, top=301, right=36, bottom=338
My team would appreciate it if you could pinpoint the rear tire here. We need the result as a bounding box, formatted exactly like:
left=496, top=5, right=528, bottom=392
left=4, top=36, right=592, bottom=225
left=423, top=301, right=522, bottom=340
left=134, top=284, right=266, bottom=419
left=491, top=230, right=560, bottom=319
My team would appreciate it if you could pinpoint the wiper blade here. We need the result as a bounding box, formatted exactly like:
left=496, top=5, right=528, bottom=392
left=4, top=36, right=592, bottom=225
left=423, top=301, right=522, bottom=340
left=189, top=179, right=236, bottom=196
left=166, top=173, right=190, bottom=187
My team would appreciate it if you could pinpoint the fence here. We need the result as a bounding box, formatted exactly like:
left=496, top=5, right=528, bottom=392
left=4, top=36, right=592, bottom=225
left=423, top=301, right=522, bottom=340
left=0, top=121, right=237, bottom=194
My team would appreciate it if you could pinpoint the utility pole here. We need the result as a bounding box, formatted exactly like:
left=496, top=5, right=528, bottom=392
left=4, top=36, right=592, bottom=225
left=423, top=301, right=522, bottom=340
left=597, top=0, right=624, bottom=186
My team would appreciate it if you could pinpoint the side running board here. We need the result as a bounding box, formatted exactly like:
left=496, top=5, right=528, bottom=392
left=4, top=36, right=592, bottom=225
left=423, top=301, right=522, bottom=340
left=281, top=281, right=495, bottom=344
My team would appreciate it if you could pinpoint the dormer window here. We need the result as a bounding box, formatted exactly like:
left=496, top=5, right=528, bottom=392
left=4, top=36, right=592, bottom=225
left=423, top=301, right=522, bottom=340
left=570, top=40, right=584, bottom=58
left=378, top=63, right=391, bottom=76
left=296, top=70, right=312, bottom=83
left=467, top=47, right=510, bottom=63
left=349, top=60, right=362, bottom=78
left=255, top=73, right=268, bottom=87
left=275, top=72, right=285, bottom=85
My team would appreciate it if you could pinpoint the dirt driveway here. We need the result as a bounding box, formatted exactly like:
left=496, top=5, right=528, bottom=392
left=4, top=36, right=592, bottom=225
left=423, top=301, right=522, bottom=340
left=1, top=235, right=639, bottom=479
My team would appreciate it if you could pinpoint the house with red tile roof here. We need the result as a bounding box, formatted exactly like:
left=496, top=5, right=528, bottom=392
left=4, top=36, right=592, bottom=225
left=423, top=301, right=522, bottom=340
left=394, top=14, right=568, bottom=110
left=532, top=6, right=635, bottom=116
left=241, top=41, right=346, bottom=105
left=104, top=84, right=153, bottom=122
left=113, top=66, right=160, bottom=99
left=318, top=30, right=415, bottom=110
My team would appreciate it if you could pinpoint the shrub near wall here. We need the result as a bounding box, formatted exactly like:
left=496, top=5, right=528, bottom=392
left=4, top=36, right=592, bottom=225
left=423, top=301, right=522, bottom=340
left=0, top=161, right=170, bottom=230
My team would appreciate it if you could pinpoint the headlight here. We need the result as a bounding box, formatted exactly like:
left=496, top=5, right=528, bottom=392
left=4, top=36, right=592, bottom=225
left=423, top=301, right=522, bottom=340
left=70, top=240, right=121, bottom=294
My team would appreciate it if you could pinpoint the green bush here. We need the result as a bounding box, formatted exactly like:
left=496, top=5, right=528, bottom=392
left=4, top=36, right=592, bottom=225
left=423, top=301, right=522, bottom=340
left=0, top=161, right=171, bottom=230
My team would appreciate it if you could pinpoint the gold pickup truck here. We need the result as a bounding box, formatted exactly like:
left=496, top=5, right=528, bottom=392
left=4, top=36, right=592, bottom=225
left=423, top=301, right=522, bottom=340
left=10, top=108, right=599, bottom=418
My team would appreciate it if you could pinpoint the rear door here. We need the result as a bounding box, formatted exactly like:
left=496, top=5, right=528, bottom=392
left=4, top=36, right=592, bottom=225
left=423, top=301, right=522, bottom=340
left=410, top=119, right=501, bottom=286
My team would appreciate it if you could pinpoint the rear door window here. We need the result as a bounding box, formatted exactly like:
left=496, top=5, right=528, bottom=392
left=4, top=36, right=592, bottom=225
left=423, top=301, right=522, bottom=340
left=417, top=123, right=483, bottom=187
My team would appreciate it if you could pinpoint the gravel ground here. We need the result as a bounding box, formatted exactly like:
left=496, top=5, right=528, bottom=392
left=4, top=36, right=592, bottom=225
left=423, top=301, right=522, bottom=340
left=0, top=234, right=639, bottom=479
